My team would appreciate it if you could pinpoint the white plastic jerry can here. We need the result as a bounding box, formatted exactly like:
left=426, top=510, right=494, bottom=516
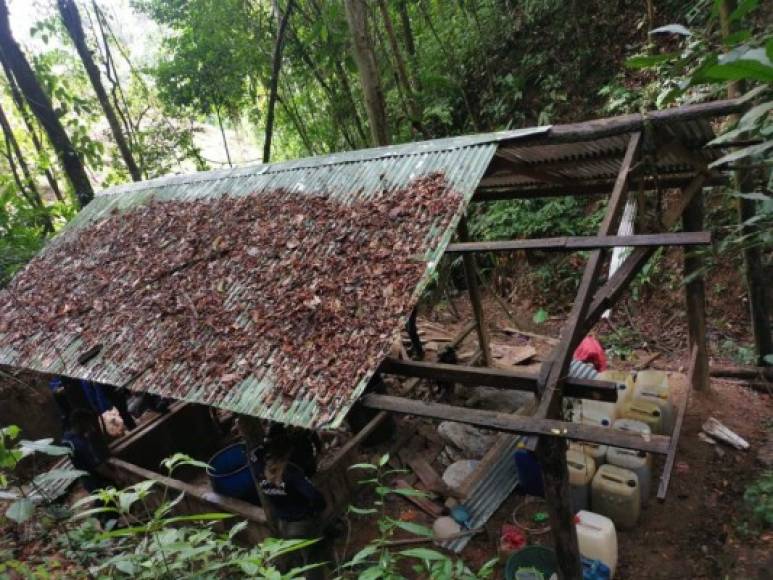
left=573, top=402, right=615, bottom=429
left=576, top=510, right=618, bottom=579
left=567, top=449, right=596, bottom=513
left=622, top=398, right=664, bottom=435
left=607, top=446, right=652, bottom=506
left=570, top=441, right=608, bottom=467
left=613, top=418, right=651, bottom=439
left=598, top=370, right=635, bottom=416
left=592, top=464, right=641, bottom=530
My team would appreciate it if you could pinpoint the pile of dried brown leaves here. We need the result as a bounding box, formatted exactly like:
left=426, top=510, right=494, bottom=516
left=0, top=173, right=461, bottom=424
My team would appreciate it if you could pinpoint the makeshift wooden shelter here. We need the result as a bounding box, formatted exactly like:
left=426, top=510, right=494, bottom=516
left=0, top=95, right=755, bottom=577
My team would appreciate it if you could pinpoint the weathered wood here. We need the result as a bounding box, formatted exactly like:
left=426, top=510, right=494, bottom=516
left=324, top=410, right=389, bottom=472
left=394, top=479, right=445, bottom=517
left=710, top=365, right=773, bottom=381
left=458, top=217, right=492, bottom=366
left=445, top=232, right=711, bottom=254
left=474, top=174, right=728, bottom=200
left=657, top=347, right=698, bottom=500
left=379, top=358, right=618, bottom=402
left=361, top=394, right=670, bottom=454
left=683, top=192, right=710, bottom=391
left=495, top=149, right=573, bottom=185
left=449, top=320, right=477, bottom=349
left=580, top=172, right=709, bottom=336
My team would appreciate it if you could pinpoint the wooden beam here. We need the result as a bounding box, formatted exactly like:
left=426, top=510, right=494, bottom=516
left=360, top=394, right=670, bottom=454
left=445, top=232, right=711, bottom=254
left=495, top=149, right=573, bottom=185
left=683, top=192, right=710, bottom=391
left=458, top=217, right=492, bottom=366
left=379, top=357, right=618, bottom=402
left=710, top=365, right=773, bottom=381
left=324, top=411, right=389, bottom=472
left=473, top=174, right=728, bottom=200
left=580, top=172, right=709, bottom=336
left=657, top=347, right=698, bottom=500
left=533, top=132, right=641, bottom=579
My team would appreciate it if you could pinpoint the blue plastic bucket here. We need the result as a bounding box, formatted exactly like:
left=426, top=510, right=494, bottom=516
left=207, top=443, right=260, bottom=504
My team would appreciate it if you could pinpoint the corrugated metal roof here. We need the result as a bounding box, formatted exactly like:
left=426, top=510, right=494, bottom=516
left=482, top=118, right=721, bottom=191
left=0, top=126, right=548, bottom=430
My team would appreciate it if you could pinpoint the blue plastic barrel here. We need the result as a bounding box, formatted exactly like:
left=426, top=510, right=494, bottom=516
left=207, top=443, right=260, bottom=504
left=514, top=448, right=545, bottom=497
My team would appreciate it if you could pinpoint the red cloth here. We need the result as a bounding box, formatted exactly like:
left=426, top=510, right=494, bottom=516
left=573, top=336, right=608, bottom=372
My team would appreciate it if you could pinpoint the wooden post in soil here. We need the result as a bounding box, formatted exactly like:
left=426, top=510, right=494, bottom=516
left=236, top=414, right=278, bottom=533
left=682, top=191, right=710, bottom=391
left=457, top=216, right=492, bottom=367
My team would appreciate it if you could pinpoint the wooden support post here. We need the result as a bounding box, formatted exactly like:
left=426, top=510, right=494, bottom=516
left=236, top=414, right=278, bottom=533
left=458, top=216, right=492, bottom=366
left=682, top=192, right=710, bottom=391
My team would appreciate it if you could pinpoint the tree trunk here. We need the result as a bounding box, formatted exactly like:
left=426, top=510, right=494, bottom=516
left=344, top=0, right=389, bottom=146
left=0, top=0, right=93, bottom=208
left=0, top=53, right=63, bottom=201
left=57, top=0, right=141, bottom=182
left=718, top=0, right=771, bottom=366
left=215, top=107, right=232, bottom=167
left=376, top=0, right=426, bottom=138
left=0, top=101, right=53, bottom=232
left=263, top=0, right=295, bottom=163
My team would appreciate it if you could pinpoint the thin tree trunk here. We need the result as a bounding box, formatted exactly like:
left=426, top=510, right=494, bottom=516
left=57, top=0, right=141, bottom=182
left=376, top=0, right=426, bottom=137
left=718, top=0, right=771, bottom=366
left=263, top=0, right=295, bottom=163
left=0, top=0, right=93, bottom=208
left=0, top=54, right=63, bottom=201
left=0, top=101, right=53, bottom=232
left=396, top=0, right=420, bottom=90
left=344, top=0, right=389, bottom=146
left=215, top=107, right=233, bottom=167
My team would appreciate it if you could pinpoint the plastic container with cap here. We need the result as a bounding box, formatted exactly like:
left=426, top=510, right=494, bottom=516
left=634, top=371, right=674, bottom=434
left=570, top=441, right=608, bottom=467
left=607, top=446, right=651, bottom=506
left=622, top=398, right=664, bottom=435
left=598, top=370, right=635, bottom=416
left=575, top=510, right=618, bottom=578
left=572, top=402, right=614, bottom=429
left=591, top=464, right=641, bottom=529
left=613, top=418, right=651, bottom=439
left=567, top=449, right=596, bottom=512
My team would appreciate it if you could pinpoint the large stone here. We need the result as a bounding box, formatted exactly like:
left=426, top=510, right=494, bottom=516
left=442, top=459, right=480, bottom=494
left=437, top=421, right=498, bottom=459
left=466, top=386, right=535, bottom=413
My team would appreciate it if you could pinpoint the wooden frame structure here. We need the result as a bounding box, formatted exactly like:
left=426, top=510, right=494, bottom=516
left=354, top=97, right=752, bottom=577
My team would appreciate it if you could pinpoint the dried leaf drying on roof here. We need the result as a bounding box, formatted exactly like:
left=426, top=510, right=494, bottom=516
left=0, top=173, right=461, bottom=427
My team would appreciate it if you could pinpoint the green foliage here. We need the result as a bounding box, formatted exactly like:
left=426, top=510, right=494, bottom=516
left=743, top=470, right=773, bottom=529
left=342, top=453, right=497, bottom=579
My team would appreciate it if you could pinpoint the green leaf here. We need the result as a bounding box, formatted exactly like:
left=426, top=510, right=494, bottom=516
left=732, top=192, right=771, bottom=202
left=358, top=565, right=384, bottom=580
left=349, top=505, right=378, bottom=515
left=19, top=439, right=71, bottom=457
left=393, top=520, right=433, bottom=537
left=738, top=101, right=773, bottom=130
left=378, top=453, right=390, bottom=467
left=398, top=547, right=449, bottom=561
left=35, top=468, right=88, bottom=485
left=345, top=544, right=379, bottom=568
left=348, top=463, right=378, bottom=471
left=624, top=53, right=677, bottom=69
left=704, top=48, right=773, bottom=82
left=1, top=426, right=20, bottom=440
left=6, top=498, right=34, bottom=523
left=163, top=512, right=233, bottom=525
left=161, top=453, right=210, bottom=474
left=763, top=354, right=773, bottom=365
left=730, top=0, right=759, bottom=21
left=114, top=559, right=136, bottom=575
left=649, top=24, right=692, bottom=36
left=389, top=487, right=431, bottom=499
left=709, top=141, right=773, bottom=168
left=228, top=520, right=249, bottom=539
left=533, top=308, right=549, bottom=325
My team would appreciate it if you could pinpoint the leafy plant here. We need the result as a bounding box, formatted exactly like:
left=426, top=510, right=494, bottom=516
left=743, top=470, right=773, bottom=529
left=340, top=453, right=497, bottom=579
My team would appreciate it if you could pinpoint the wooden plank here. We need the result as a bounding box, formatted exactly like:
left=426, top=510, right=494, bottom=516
left=580, top=172, right=709, bottom=336
left=710, top=365, right=773, bottom=381
left=449, top=320, right=477, bottom=349
left=379, top=358, right=618, bottom=402
left=406, top=456, right=462, bottom=498
left=458, top=217, right=492, bottom=366
left=473, top=174, right=727, bottom=200
left=445, top=232, right=711, bottom=254
left=683, top=192, right=710, bottom=391
left=393, top=479, right=445, bottom=517
left=495, top=149, right=573, bottom=185
left=361, top=394, right=670, bottom=455
left=323, top=411, right=389, bottom=472
left=657, top=347, right=698, bottom=500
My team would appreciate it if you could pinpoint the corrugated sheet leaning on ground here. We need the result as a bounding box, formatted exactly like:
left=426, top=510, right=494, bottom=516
left=0, top=127, right=548, bottom=429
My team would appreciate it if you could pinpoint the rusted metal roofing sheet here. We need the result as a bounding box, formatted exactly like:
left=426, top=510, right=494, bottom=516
left=0, top=127, right=548, bottom=429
